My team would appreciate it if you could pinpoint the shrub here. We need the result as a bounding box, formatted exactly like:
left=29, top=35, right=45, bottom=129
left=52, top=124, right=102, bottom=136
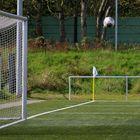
left=130, top=79, right=140, bottom=94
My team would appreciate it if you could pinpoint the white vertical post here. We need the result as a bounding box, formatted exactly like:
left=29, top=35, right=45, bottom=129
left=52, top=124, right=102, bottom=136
left=115, top=0, right=118, bottom=51
left=22, top=20, right=27, bottom=120
left=17, top=0, right=23, bottom=16
left=69, top=77, right=71, bottom=100
left=125, top=76, right=128, bottom=101
left=16, top=0, right=23, bottom=95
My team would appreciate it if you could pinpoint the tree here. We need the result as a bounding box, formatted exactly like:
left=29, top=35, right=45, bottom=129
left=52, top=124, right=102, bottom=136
left=119, top=0, right=140, bottom=16
left=1, top=0, right=140, bottom=42
left=95, top=0, right=140, bottom=40
left=46, top=0, right=67, bottom=42
left=31, top=0, right=45, bottom=36
left=73, top=1, right=78, bottom=43
left=0, top=0, right=17, bottom=13
left=59, top=6, right=65, bottom=42
left=66, top=0, right=81, bottom=42
left=81, top=0, right=88, bottom=38
left=96, top=0, right=114, bottom=40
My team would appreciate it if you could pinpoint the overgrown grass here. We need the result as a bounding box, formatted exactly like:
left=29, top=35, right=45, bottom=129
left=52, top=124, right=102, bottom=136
left=28, top=49, right=140, bottom=96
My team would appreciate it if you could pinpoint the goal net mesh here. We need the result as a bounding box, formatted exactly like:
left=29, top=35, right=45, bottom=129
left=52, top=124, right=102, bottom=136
left=0, top=14, right=23, bottom=120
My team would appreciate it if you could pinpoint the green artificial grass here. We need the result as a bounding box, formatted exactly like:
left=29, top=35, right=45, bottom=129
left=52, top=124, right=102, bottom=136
left=1, top=100, right=140, bottom=140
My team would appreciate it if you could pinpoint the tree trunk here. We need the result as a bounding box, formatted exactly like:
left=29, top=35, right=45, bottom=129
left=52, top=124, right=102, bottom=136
left=59, top=9, right=66, bottom=42
left=96, top=14, right=102, bottom=38
left=96, top=0, right=107, bottom=39
left=73, top=0, right=78, bottom=43
left=96, top=0, right=114, bottom=40
left=81, top=0, right=87, bottom=38
left=101, top=6, right=112, bottom=40
left=35, top=13, right=43, bottom=36
left=74, top=13, right=78, bottom=43
left=35, top=1, right=43, bottom=36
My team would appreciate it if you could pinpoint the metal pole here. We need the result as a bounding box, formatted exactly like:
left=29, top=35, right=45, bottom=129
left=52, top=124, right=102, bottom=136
left=69, top=76, right=140, bottom=79
left=115, top=0, right=118, bottom=51
left=22, top=21, right=27, bottom=120
left=0, top=10, right=27, bottom=21
left=69, top=77, right=71, bottom=100
left=17, top=0, right=23, bottom=16
left=92, top=77, right=95, bottom=101
left=125, top=76, right=128, bottom=101
left=16, top=0, right=23, bottom=95
left=17, top=0, right=27, bottom=120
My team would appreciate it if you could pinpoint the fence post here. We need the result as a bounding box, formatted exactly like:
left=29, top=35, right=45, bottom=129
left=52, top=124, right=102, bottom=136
left=125, top=76, right=128, bottom=101
left=69, top=77, right=71, bottom=100
left=115, top=0, right=118, bottom=51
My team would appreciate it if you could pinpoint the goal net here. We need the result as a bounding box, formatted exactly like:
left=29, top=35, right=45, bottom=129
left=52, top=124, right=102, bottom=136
left=0, top=10, right=27, bottom=128
left=69, top=76, right=140, bottom=101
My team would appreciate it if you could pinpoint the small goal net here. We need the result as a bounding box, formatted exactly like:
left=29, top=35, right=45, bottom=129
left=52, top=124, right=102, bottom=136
left=0, top=10, right=27, bottom=128
left=69, top=76, right=140, bottom=101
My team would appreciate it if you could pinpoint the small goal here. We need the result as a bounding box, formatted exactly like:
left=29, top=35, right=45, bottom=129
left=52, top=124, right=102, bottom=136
left=0, top=10, right=27, bottom=128
left=69, top=76, right=140, bottom=101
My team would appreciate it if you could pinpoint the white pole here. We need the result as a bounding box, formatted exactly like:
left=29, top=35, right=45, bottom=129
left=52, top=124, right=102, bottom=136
left=17, top=0, right=23, bottom=16
left=115, top=0, right=118, bottom=51
left=17, top=0, right=27, bottom=120
left=16, top=0, right=23, bottom=95
left=22, top=20, right=27, bottom=120
left=0, top=10, right=26, bottom=21
left=69, top=77, right=71, bottom=100
left=125, top=76, right=128, bottom=101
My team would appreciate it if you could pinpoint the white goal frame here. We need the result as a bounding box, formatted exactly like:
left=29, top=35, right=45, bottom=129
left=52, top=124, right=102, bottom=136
left=0, top=10, right=27, bottom=127
left=69, top=75, right=140, bottom=101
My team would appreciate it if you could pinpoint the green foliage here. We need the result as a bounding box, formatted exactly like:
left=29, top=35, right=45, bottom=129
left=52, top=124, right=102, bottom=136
left=130, top=79, right=140, bottom=94
left=0, top=86, right=14, bottom=100
left=119, top=0, right=140, bottom=16
left=0, top=0, right=17, bottom=14
left=34, top=36, right=46, bottom=48
left=80, top=37, right=93, bottom=49
left=28, top=49, right=140, bottom=95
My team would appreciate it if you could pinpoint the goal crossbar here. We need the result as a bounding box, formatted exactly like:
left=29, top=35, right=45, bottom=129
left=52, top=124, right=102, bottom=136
left=69, top=76, right=140, bottom=79
left=0, top=10, right=27, bottom=21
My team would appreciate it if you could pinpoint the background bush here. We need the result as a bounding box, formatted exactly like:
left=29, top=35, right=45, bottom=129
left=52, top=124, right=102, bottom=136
left=28, top=45, right=140, bottom=96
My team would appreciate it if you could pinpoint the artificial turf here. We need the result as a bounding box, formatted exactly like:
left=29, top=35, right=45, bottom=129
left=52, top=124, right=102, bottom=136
left=0, top=100, right=140, bottom=140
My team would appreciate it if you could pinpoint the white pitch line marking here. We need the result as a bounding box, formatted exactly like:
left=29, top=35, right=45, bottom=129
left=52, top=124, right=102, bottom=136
left=0, top=100, right=94, bottom=129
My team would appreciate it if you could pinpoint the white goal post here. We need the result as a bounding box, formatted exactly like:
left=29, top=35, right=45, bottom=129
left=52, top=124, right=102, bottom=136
left=69, top=75, right=140, bottom=101
left=0, top=10, right=27, bottom=128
